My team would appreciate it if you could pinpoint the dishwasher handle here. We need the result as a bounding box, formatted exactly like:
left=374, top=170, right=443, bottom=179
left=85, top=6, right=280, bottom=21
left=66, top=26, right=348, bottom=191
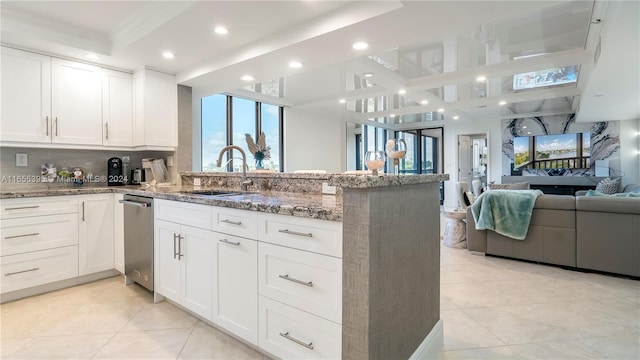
left=119, top=199, right=151, bottom=208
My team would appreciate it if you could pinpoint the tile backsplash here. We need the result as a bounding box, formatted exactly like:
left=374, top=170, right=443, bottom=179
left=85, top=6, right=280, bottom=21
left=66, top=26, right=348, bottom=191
left=0, top=147, right=174, bottom=189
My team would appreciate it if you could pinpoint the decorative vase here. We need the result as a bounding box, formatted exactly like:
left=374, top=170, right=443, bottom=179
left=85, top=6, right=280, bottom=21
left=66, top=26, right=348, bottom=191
left=365, top=151, right=386, bottom=175
left=385, top=138, right=407, bottom=174
left=255, top=158, right=264, bottom=169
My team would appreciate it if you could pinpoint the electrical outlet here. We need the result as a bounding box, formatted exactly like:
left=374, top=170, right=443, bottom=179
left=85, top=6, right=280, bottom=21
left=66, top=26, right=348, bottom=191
left=16, top=153, right=28, bottom=167
left=322, top=182, right=337, bottom=195
left=193, top=177, right=201, bottom=186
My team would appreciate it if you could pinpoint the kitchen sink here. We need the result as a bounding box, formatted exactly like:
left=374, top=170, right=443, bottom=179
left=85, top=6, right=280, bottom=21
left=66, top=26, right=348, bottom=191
left=179, top=189, right=243, bottom=196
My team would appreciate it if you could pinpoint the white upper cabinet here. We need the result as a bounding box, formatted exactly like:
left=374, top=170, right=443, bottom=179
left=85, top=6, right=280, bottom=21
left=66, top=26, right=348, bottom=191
left=102, top=70, right=133, bottom=146
left=133, top=68, right=178, bottom=147
left=51, top=58, right=103, bottom=145
left=0, top=47, right=52, bottom=143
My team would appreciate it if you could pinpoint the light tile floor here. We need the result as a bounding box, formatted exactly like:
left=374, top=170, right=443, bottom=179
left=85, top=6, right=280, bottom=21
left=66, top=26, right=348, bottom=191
left=1, top=245, right=638, bottom=359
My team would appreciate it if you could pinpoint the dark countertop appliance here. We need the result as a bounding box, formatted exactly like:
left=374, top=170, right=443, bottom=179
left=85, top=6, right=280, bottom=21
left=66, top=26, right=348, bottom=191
left=108, top=157, right=124, bottom=186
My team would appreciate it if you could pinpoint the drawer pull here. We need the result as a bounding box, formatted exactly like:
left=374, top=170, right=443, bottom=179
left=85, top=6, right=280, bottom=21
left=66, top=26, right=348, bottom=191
left=5, top=205, right=40, bottom=211
left=221, top=219, right=242, bottom=225
left=278, top=229, right=313, bottom=237
left=5, top=232, right=40, bottom=239
left=279, top=332, right=314, bottom=350
left=5, top=267, right=39, bottom=276
left=219, top=238, right=240, bottom=246
left=279, top=274, right=314, bottom=287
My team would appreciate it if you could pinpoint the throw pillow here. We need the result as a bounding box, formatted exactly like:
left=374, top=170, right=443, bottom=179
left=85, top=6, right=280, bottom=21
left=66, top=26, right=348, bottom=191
left=487, top=182, right=530, bottom=190
left=595, top=177, right=621, bottom=194
left=463, top=190, right=475, bottom=205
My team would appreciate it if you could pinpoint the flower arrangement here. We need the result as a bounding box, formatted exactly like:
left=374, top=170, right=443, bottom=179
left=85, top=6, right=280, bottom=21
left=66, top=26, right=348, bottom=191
left=245, top=132, right=271, bottom=168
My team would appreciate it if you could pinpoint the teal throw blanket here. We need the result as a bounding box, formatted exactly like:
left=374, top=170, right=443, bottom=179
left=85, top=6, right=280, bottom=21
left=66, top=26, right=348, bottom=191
left=471, top=190, right=543, bottom=240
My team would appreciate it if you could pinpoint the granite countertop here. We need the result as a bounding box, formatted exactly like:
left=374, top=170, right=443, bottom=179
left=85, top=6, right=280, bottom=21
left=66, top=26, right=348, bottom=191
left=0, top=185, right=343, bottom=222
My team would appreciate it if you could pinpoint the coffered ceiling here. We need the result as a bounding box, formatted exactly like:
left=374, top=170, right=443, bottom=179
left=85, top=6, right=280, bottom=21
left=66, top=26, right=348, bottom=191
left=1, top=0, right=638, bottom=127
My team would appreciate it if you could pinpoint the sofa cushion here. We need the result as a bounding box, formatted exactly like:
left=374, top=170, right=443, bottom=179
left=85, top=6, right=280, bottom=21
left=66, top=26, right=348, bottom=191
left=595, top=177, right=621, bottom=194
left=534, top=195, right=576, bottom=210
left=576, top=196, right=640, bottom=215
left=585, top=190, right=640, bottom=198
left=488, top=182, right=530, bottom=190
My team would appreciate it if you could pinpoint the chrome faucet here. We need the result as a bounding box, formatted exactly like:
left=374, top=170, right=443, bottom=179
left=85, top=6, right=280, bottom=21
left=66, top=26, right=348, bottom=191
left=216, top=145, right=253, bottom=191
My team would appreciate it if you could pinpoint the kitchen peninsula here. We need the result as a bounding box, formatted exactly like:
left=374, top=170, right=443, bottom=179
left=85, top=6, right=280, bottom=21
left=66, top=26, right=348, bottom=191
left=0, top=172, right=448, bottom=359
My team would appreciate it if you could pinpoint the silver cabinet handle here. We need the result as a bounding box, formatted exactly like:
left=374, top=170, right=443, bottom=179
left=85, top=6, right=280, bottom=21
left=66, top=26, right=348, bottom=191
left=219, top=238, right=240, bottom=246
left=278, top=274, right=313, bottom=287
left=118, top=200, right=150, bottom=208
left=279, top=332, right=314, bottom=350
left=5, top=205, right=40, bottom=211
left=5, top=232, right=39, bottom=239
left=55, top=117, right=58, bottom=136
left=45, top=116, right=49, bottom=136
left=178, top=235, right=184, bottom=260
left=81, top=201, right=85, bottom=222
left=278, top=229, right=313, bottom=237
left=221, top=219, right=242, bottom=225
left=105, top=122, right=109, bottom=140
left=173, top=233, right=179, bottom=259
left=5, top=267, right=39, bottom=276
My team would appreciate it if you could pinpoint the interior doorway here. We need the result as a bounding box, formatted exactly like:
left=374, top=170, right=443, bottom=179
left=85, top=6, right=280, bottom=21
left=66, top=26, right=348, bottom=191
left=458, top=133, right=488, bottom=196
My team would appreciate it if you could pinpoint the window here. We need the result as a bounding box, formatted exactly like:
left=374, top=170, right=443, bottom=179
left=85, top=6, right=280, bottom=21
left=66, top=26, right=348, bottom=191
left=201, top=94, right=284, bottom=172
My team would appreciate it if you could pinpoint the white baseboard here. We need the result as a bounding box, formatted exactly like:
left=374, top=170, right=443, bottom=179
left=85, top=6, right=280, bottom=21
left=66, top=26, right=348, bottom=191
left=409, top=319, right=444, bottom=360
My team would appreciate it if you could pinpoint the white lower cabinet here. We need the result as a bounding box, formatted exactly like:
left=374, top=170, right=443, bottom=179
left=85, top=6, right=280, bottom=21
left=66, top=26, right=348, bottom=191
left=258, top=242, right=342, bottom=323
left=1, top=213, right=78, bottom=256
left=113, top=194, right=125, bottom=273
left=211, top=232, right=258, bottom=345
left=1, top=245, right=79, bottom=293
left=155, top=219, right=214, bottom=320
left=259, top=296, right=341, bottom=360
left=77, top=194, right=114, bottom=276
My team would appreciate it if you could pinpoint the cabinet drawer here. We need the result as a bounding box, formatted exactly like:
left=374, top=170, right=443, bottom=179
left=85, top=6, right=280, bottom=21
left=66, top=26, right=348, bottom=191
left=154, top=199, right=212, bottom=230
left=259, top=242, right=342, bottom=323
left=257, top=213, right=342, bottom=257
left=1, top=245, right=78, bottom=293
left=1, top=197, right=78, bottom=219
left=1, top=213, right=78, bottom=256
left=212, top=207, right=258, bottom=239
left=259, top=296, right=341, bottom=360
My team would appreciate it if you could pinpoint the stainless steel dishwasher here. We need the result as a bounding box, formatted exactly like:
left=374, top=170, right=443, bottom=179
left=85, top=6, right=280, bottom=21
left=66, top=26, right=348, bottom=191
left=120, top=194, right=154, bottom=291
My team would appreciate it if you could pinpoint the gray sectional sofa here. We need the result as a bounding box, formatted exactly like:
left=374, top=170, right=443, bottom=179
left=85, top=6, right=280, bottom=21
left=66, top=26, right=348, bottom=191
left=466, top=191, right=640, bottom=277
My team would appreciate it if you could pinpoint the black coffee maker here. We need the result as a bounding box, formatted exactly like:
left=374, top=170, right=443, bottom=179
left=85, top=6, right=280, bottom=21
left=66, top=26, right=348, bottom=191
left=108, top=157, right=124, bottom=186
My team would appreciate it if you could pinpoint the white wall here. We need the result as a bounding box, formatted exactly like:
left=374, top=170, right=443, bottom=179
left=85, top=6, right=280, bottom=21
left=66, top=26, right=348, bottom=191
left=619, top=118, right=640, bottom=186
left=284, top=108, right=345, bottom=173
left=442, top=119, right=502, bottom=209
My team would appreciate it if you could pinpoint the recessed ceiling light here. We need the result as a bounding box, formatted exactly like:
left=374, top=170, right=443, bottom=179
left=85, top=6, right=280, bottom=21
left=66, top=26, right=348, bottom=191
left=476, top=75, right=487, bottom=82
left=352, top=41, right=368, bottom=50
left=453, top=116, right=459, bottom=120
left=499, top=100, right=507, bottom=105
left=339, top=98, right=346, bottom=104
left=289, top=61, right=302, bottom=68
left=85, top=54, right=99, bottom=60
left=162, top=51, right=175, bottom=59
left=390, top=114, right=396, bottom=117
left=523, top=126, right=527, bottom=129
left=421, top=100, right=428, bottom=105
left=398, top=89, right=406, bottom=95
left=437, top=108, right=445, bottom=113
left=364, top=72, right=373, bottom=78
left=241, top=75, right=254, bottom=82
left=214, top=26, right=228, bottom=35
left=527, top=131, right=532, bottom=134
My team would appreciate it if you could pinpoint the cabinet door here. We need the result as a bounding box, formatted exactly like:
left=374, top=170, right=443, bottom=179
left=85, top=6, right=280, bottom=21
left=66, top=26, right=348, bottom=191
left=114, top=194, right=125, bottom=273
left=134, top=69, right=177, bottom=147
left=51, top=58, right=102, bottom=145
left=78, top=195, right=114, bottom=275
left=102, top=70, right=133, bottom=146
left=155, top=219, right=182, bottom=303
left=181, top=225, right=215, bottom=320
left=212, top=233, right=258, bottom=345
left=0, top=47, right=51, bottom=143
